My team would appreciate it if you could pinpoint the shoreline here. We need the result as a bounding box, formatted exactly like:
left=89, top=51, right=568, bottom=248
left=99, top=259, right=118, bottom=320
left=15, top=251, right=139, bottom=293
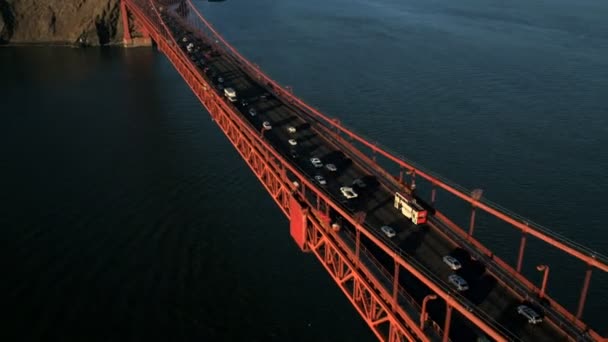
left=0, top=41, right=151, bottom=48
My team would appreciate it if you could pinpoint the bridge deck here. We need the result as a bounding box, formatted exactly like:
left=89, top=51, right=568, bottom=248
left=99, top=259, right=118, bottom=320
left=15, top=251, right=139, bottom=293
left=160, top=10, right=583, bottom=341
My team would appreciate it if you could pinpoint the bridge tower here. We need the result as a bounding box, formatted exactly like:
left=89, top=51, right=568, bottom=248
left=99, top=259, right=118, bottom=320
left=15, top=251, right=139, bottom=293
left=120, top=0, right=152, bottom=47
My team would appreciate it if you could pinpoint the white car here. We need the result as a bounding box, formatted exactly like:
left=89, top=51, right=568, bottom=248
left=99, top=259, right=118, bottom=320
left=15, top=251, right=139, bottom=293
left=248, top=108, right=257, bottom=116
left=262, top=121, right=272, bottom=130
left=287, top=126, right=297, bottom=133
left=314, top=175, right=326, bottom=185
left=325, top=164, right=337, bottom=172
left=288, top=139, right=298, bottom=146
left=442, top=255, right=462, bottom=271
left=380, top=225, right=396, bottom=238
left=340, top=186, right=358, bottom=199
left=310, top=157, right=323, bottom=168
left=448, top=275, right=469, bottom=291
left=517, top=305, right=543, bottom=324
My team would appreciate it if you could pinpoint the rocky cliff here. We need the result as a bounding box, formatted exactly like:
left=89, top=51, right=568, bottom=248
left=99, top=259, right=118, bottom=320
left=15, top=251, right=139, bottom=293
left=0, top=0, right=125, bottom=45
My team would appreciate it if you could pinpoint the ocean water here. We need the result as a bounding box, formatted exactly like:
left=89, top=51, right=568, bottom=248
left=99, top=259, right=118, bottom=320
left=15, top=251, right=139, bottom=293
left=1, top=0, right=607, bottom=339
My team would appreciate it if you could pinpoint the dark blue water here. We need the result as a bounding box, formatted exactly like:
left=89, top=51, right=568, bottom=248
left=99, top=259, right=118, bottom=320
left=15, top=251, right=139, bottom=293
left=2, top=0, right=607, bottom=339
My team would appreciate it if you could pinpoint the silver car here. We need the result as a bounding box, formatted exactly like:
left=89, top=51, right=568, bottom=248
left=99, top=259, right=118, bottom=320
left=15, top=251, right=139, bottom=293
left=517, top=305, right=543, bottom=324
left=380, top=225, right=396, bottom=238
left=442, top=255, right=462, bottom=270
left=314, top=175, right=327, bottom=185
left=448, top=274, right=469, bottom=291
left=310, top=157, right=323, bottom=168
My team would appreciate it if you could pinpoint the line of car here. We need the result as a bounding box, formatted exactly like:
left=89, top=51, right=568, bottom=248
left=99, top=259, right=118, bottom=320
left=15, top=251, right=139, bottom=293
left=442, top=255, right=543, bottom=325
left=176, top=26, right=370, bottom=214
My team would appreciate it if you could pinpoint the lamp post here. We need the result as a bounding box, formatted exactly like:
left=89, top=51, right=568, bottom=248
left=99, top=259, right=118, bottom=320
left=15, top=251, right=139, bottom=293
left=536, top=264, right=550, bottom=299
left=420, top=294, right=437, bottom=329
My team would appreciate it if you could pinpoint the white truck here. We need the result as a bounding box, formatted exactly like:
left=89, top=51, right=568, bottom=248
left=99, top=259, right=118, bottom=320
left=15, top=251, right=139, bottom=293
left=224, top=87, right=237, bottom=102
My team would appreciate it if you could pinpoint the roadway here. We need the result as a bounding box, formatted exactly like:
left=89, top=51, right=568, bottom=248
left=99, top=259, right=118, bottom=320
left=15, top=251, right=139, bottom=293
left=160, top=9, right=579, bottom=341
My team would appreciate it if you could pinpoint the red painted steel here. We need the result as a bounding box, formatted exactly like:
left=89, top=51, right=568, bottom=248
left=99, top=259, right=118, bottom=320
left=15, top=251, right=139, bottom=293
left=577, top=268, right=593, bottom=320
left=537, top=265, right=550, bottom=299
left=468, top=207, right=476, bottom=237
left=121, top=1, right=606, bottom=341
left=517, top=233, right=527, bottom=273
left=420, top=294, right=437, bottom=330
left=307, top=215, right=421, bottom=342
left=289, top=196, right=308, bottom=252
left=120, top=0, right=132, bottom=44
left=442, top=306, right=453, bottom=342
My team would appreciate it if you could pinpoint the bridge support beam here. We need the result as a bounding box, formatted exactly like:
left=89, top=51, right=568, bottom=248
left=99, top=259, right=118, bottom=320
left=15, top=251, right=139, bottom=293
left=576, top=266, right=592, bottom=319
left=420, top=294, right=437, bottom=330
left=289, top=196, right=309, bottom=252
left=468, top=207, right=477, bottom=237
left=392, top=263, right=400, bottom=310
left=120, top=1, right=132, bottom=45
left=442, top=305, right=453, bottom=342
left=516, top=233, right=527, bottom=273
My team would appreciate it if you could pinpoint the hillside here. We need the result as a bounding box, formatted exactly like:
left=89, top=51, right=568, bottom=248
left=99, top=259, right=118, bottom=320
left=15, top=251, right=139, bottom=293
left=0, top=0, right=124, bottom=45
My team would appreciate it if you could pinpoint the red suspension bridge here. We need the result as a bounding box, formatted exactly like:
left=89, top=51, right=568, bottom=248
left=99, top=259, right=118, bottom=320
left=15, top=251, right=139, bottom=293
left=120, top=1, right=607, bottom=341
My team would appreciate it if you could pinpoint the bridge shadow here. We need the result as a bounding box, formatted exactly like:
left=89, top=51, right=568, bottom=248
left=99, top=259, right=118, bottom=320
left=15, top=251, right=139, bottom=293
left=319, top=150, right=344, bottom=165
left=296, top=133, right=316, bottom=144
left=362, top=193, right=391, bottom=216
left=361, top=175, right=380, bottom=189
left=427, top=300, right=480, bottom=342
left=295, top=122, right=311, bottom=132
left=258, top=102, right=284, bottom=114
left=268, top=116, right=296, bottom=127
left=398, top=227, right=428, bottom=253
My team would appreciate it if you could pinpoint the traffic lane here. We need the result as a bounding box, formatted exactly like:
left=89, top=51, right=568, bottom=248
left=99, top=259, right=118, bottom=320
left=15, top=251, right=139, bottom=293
left=356, top=179, right=568, bottom=341
left=360, top=205, right=484, bottom=339
left=267, top=103, right=564, bottom=340
left=170, top=23, right=573, bottom=341
left=423, top=226, right=569, bottom=341
left=258, top=104, right=387, bottom=221
left=410, top=224, right=566, bottom=340
left=417, top=227, right=568, bottom=341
